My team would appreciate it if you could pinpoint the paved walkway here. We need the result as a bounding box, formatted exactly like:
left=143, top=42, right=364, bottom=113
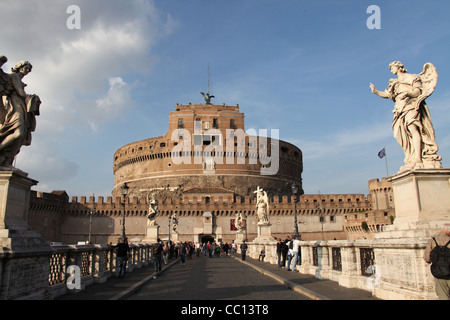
left=57, top=253, right=379, bottom=301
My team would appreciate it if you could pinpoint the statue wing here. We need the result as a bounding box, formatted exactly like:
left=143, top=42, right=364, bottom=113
left=263, top=191, right=269, bottom=212
left=0, top=68, right=11, bottom=125
left=417, top=63, right=438, bottom=108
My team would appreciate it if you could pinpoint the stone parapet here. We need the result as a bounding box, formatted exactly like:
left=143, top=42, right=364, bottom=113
left=242, top=238, right=437, bottom=300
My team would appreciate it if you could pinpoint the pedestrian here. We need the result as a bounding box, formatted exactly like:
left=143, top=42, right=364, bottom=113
left=174, top=242, right=179, bottom=258
left=163, top=241, right=170, bottom=265
left=215, top=242, right=221, bottom=257
left=196, top=242, right=201, bottom=257
left=423, top=223, right=450, bottom=300
left=188, top=242, right=194, bottom=259
left=179, top=241, right=188, bottom=265
left=203, top=242, right=207, bottom=257
left=153, top=238, right=163, bottom=278
left=259, top=246, right=266, bottom=261
left=281, top=236, right=290, bottom=268
left=232, top=241, right=237, bottom=253
left=115, top=237, right=130, bottom=278
left=209, top=242, right=214, bottom=258
left=286, top=238, right=294, bottom=271
left=223, top=242, right=229, bottom=256
left=240, top=241, right=248, bottom=261
left=288, top=236, right=301, bottom=271
left=276, top=238, right=282, bottom=267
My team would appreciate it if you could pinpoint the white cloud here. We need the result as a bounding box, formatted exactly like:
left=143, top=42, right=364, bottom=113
left=0, top=0, right=177, bottom=192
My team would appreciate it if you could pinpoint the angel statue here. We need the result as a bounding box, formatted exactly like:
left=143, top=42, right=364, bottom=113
left=254, top=186, right=270, bottom=225
left=370, top=62, right=442, bottom=172
left=0, top=56, right=41, bottom=168
left=234, top=212, right=246, bottom=232
left=170, top=213, right=179, bottom=233
left=147, top=193, right=159, bottom=226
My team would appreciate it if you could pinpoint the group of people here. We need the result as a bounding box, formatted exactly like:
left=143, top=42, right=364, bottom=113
left=201, top=241, right=235, bottom=258
left=240, top=236, right=302, bottom=272
left=276, top=236, right=302, bottom=271
left=151, top=239, right=238, bottom=278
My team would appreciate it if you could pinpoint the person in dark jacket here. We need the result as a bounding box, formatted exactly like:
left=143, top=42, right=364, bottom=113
left=281, top=236, right=291, bottom=268
left=153, top=238, right=163, bottom=278
left=116, top=237, right=130, bottom=278
left=240, top=241, right=248, bottom=260
left=276, top=238, right=283, bottom=267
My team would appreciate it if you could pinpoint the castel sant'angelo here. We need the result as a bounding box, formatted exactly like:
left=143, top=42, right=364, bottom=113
left=28, top=95, right=395, bottom=245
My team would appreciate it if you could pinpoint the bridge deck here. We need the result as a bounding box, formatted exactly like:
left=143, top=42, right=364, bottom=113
left=57, top=252, right=378, bottom=302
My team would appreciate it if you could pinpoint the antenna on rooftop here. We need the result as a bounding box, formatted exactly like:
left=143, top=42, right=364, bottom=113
left=200, top=63, right=215, bottom=105
left=207, top=63, right=211, bottom=95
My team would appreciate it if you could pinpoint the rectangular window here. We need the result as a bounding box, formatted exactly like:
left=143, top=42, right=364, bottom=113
left=178, top=118, right=184, bottom=128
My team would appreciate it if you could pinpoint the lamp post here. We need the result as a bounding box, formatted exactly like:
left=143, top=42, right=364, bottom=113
left=168, top=214, right=172, bottom=248
left=243, top=214, right=248, bottom=243
left=88, top=195, right=95, bottom=244
left=121, top=182, right=129, bottom=238
left=291, top=182, right=300, bottom=239
left=316, top=191, right=324, bottom=241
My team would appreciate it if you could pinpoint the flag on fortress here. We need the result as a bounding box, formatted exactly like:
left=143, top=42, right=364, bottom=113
left=378, top=148, right=386, bottom=159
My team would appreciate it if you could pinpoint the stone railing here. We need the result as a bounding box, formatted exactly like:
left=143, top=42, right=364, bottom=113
left=48, top=243, right=154, bottom=298
left=242, top=238, right=437, bottom=300
left=0, top=243, right=155, bottom=300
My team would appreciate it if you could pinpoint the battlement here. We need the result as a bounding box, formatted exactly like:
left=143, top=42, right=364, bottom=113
left=30, top=189, right=372, bottom=218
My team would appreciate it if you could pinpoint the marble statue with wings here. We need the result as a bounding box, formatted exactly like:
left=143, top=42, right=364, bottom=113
left=370, top=62, right=442, bottom=172
left=0, top=56, right=41, bottom=168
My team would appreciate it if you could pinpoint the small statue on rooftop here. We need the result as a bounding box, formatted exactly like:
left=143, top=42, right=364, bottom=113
left=200, top=92, right=214, bottom=105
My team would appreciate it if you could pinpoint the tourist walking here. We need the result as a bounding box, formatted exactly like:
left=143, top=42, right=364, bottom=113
left=115, top=237, right=130, bottom=278
left=240, top=241, right=248, bottom=261
left=215, top=242, right=221, bottom=257
left=163, top=241, right=170, bottom=265
left=179, top=241, right=188, bottom=265
left=223, top=242, right=229, bottom=256
left=153, top=239, right=163, bottom=278
left=203, top=242, right=207, bottom=257
left=423, top=223, right=450, bottom=300
left=196, top=242, right=201, bottom=257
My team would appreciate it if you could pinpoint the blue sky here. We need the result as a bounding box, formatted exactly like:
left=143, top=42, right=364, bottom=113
left=2, top=0, right=450, bottom=197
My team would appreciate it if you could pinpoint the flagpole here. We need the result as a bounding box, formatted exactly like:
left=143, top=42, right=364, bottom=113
left=384, top=146, right=389, bottom=177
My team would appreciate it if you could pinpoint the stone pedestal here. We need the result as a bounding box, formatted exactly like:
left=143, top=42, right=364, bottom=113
left=143, top=224, right=159, bottom=244
left=372, top=168, right=449, bottom=300
left=0, top=169, right=48, bottom=248
left=0, top=169, right=52, bottom=300
left=235, top=231, right=245, bottom=242
left=171, top=232, right=179, bottom=243
left=377, top=168, right=450, bottom=239
left=255, top=223, right=272, bottom=241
